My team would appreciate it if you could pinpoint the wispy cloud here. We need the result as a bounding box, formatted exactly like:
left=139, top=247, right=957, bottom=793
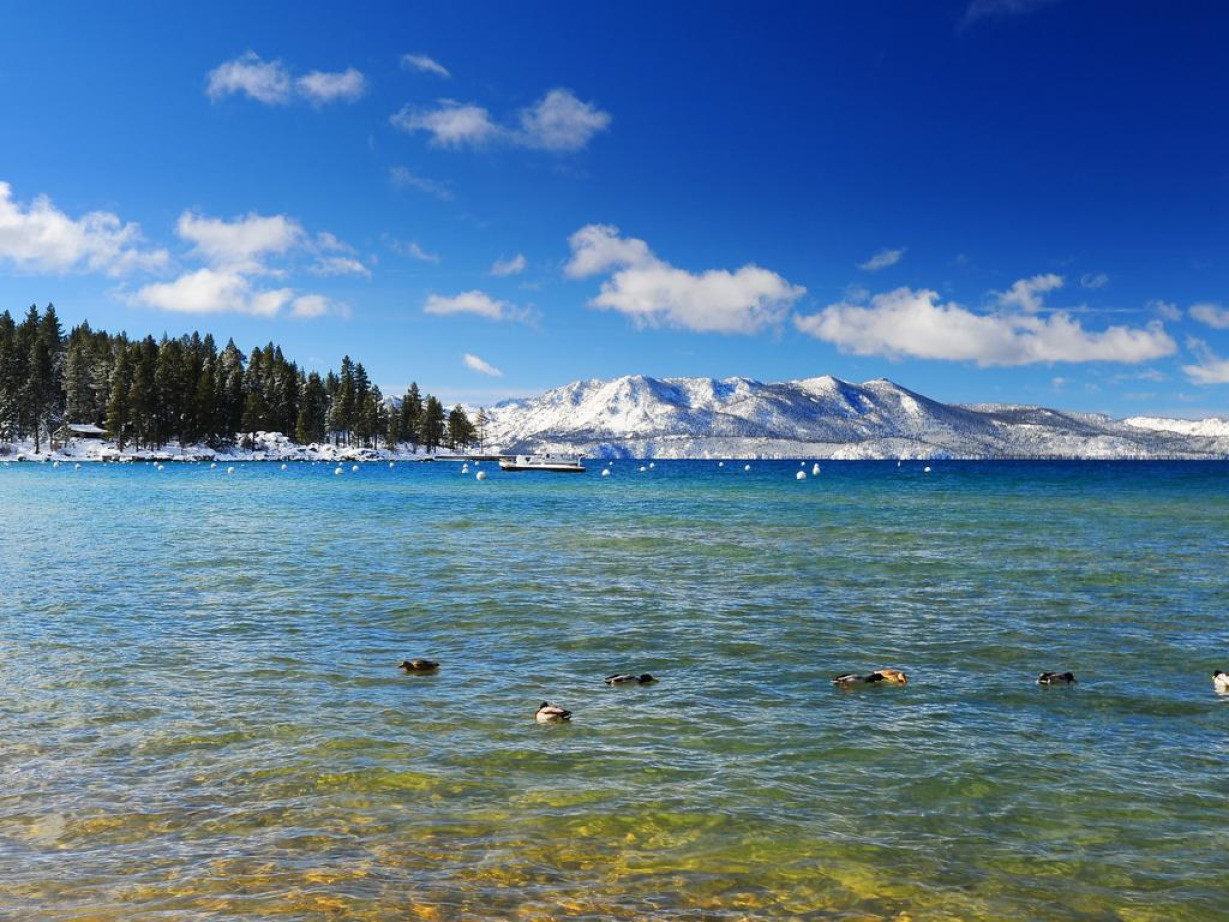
left=392, top=240, right=440, bottom=263
left=207, top=53, right=366, bottom=106
left=1183, top=337, right=1229, bottom=385
left=1079, top=272, right=1109, bottom=289
left=0, top=180, right=168, bottom=276
left=794, top=285, right=1176, bottom=367
left=962, top=0, right=1063, bottom=27
left=401, top=53, right=451, bottom=79
left=1190, top=302, right=1229, bottom=329
left=463, top=353, right=503, bottom=377
left=566, top=224, right=804, bottom=334
left=994, top=273, right=1064, bottom=313
left=388, top=166, right=454, bottom=200
left=490, top=253, right=527, bottom=276
left=391, top=89, right=611, bottom=152
left=858, top=248, right=904, bottom=271
left=424, top=290, right=535, bottom=323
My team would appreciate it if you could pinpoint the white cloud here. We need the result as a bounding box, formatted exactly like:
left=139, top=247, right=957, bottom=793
left=1183, top=338, right=1229, bottom=385
left=311, top=255, right=370, bottom=277
left=207, top=53, right=365, bottom=106
left=564, top=224, right=654, bottom=279
left=490, top=253, right=527, bottom=276
left=1190, top=302, right=1229, bottom=329
left=391, top=100, right=499, bottom=147
left=297, top=68, right=366, bottom=105
left=388, top=166, right=453, bottom=200
left=858, top=247, right=905, bottom=271
left=399, top=241, right=440, bottom=263
left=424, top=290, right=533, bottom=323
left=290, top=294, right=348, bottom=319
left=516, top=89, right=611, bottom=151
left=1080, top=272, right=1109, bottom=289
left=1149, top=299, right=1182, bottom=321
left=176, top=211, right=304, bottom=273
left=134, top=268, right=292, bottom=317
left=794, top=286, right=1177, bottom=367
left=207, top=53, right=292, bottom=104
left=391, top=88, right=610, bottom=152
left=995, top=273, right=1064, bottom=312
left=0, top=181, right=168, bottom=276
left=463, top=353, right=503, bottom=377
left=565, top=224, right=804, bottom=334
left=401, top=54, right=450, bottom=78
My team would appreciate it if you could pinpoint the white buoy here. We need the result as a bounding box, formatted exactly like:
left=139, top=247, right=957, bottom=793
left=280, top=463, right=287, bottom=471
left=744, top=464, right=751, bottom=472
left=210, top=462, right=217, bottom=469
left=226, top=466, right=235, bottom=475
left=718, top=461, right=724, bottom=467
left=74, top=463, right=81, bottom=470
left=53, top=461, right=60, bottom=468
left=334, top=467, right=343, bottom=476
left=601, top=468, right=611, bottom=477
left=639, top=465, right=647, bottom=472
left=462, top=464, right=469, bottom=474
left=476, top=470, right=487, bottom=481
left=800, top=461, right=805, bottom=467
left=351, top=464, right=359, bottom=472
left=812, top=463, right=820, bottom=476
left=474, top=460, right=481, bottom=466
left=156, top=464, right=165, bottom=471
left=924, top=466, right=932, bottom=473
left=388, top=461, right=395, bottom=468
left=796, top=470, right=807, bottom=481
left=649, top=461, right=655, bottom=468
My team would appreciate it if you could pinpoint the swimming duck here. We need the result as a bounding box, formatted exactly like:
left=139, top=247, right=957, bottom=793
left=605, top=673, right=657, bottom=685
left=832, top=669, right=909, bottom=688
left=398, top=659, right=439, bottom=673
left=1037, top=671, right=1076, bottom=686
left=535, top=701, right=572, bottom=723
left=1214, top=670, right=1229, bottom=693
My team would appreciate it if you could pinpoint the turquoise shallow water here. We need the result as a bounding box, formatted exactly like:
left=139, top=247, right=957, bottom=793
left=1, top=459, right=1227, bottom=921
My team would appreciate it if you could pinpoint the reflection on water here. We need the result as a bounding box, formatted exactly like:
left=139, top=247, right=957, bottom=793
left=1, top=460, right=1227, bottom=920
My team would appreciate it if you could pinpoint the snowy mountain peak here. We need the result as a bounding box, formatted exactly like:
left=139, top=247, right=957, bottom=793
left=482, top=373, right=1229, bottom=460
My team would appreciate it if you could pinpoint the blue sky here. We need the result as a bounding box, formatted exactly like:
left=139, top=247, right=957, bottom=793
left=0, top=0, right=1226, bottom=417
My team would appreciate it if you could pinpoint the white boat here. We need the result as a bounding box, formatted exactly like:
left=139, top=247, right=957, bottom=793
left=498, top=453, right=586, bottom=473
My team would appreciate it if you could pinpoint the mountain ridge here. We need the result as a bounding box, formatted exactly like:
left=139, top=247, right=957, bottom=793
left=483, top=373, right=1229, bottom=460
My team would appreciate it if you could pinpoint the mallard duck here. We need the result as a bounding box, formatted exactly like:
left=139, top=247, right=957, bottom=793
left=605, top=673, right=657, bottom=685
left=535, top=701, right=572, bottom=723
left=1213, top=670, right=1229, bottom=693
left=832, top=669, right=908, bottom=688
left=1037, top=671, right=1076, bottom=686
left=398, top=659, right=439, bottom=673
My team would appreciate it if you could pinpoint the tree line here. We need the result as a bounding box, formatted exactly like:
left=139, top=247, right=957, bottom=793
left=0, top=304, right=480, bottom=453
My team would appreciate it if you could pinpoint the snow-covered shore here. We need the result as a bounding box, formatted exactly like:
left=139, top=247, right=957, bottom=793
left=0, top=431, right=447, bottom=464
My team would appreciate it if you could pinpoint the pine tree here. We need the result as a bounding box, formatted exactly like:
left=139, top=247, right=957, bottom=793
left=420, top=395, right=445, bottom=452
left=401, top=382, right=422, bottom=452
left=106, top=344, right=134, bottom=449
left=296, top=371, right=328, bottom=444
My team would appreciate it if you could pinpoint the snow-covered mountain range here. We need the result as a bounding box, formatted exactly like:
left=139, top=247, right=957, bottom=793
left=483, top=374, right=1229, bottom=460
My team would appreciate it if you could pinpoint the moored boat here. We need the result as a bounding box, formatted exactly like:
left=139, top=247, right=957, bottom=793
left=498, top=453, right=586, bottom=472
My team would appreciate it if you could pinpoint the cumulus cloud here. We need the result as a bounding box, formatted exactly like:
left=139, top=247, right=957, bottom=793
left=1080, top=272, right=1109, bottom=289
left=401, top=53, right=450, bottom=78
left=995, top=273, right=1064, bottom=312
left=391, top=100, right=499, bottom=147
left=463, top=353, right=503, bottom=377
left=207, top=53, right=365, bottom=106
left=424, top=290, right=533, bottom=323
left=388, top=166, right=453, bottom=200
left=296, top=68, right=366, bottom=105
left=0, top=181, right=168, bottom=276
left=176, top=211, right=303, bottom=273
left=1190, top=302, right=1229, bottom=329
left=490, top=253, right=527, bottom=276
left=794, top=286, right=1177, bottom=367
left=565, top=224, right=804, bottom=334
left=134, top=268, right=292, bottom=317
left=391, top=89, right=610, bottom=152
left=858, top=248, right=905, bottom=271
left=207, top=52, right=291, bottom=104
left=515, top=89, right=611, bottom=151
left=1183, top=338, right=1229, bottom=385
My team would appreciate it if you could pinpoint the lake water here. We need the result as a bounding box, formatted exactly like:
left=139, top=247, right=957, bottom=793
left=1, top=460, right=1226, bottom=920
